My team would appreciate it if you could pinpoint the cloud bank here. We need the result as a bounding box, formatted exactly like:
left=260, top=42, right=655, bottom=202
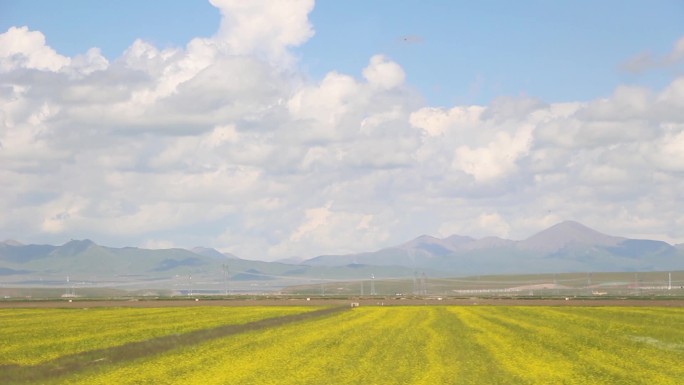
left=1, top=1, right=683, bottom=260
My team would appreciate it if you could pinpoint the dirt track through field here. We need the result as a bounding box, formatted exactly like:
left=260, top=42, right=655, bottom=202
left=0, top=306, right=347, bottom=385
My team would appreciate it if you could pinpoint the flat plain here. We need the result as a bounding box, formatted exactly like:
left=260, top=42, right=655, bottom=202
left=1, top=300, right=683, bottom=384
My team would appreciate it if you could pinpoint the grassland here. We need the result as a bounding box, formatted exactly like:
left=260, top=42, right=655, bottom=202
left=1, top=305, right=683, bottom=384
left=285, top=270, right=684, bottom=297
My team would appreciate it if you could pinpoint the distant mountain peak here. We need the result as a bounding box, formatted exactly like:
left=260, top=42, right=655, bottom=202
left=519, top=221, right=624, bottom=252
left=2, top=239, right=24, bottom=246
left=547, top=220, right=605, bottom=235
left=403, top=234, right=439, bottom=244
left=51, top=239, right=99, bottom=256
left=191, top=247, right=239, bottom=260
left=553, top=220, right=593, bottom=230
left=64, top=239, right=96, bottom=246
left=397, top=233, right=476, bottom=257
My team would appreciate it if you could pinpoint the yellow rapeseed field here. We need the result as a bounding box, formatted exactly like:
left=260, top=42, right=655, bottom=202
left=0, top=306, right=315, bottom=365
left=2, top=305, right=682, bottom=384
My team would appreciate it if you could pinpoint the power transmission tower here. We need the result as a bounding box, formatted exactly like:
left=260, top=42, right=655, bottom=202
left=634, top=273, right=640, bottom=296
left=413, top=271, right=418, bottom=295
left=65, top=276, right=75, bottom=297
left=222, top=264, right=230, bottom=295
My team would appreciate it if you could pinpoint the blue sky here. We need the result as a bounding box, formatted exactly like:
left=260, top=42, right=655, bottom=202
left=0, top=1, right=220, bottom=57
left=1, top=0, right=684, bottom=259
left=2, top=1, right=682, bottom=106
left=302, top=0, right=683, bottom=105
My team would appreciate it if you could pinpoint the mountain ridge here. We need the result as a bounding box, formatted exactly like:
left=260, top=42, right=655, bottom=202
left=303, top=221, right=683, bottom=274
left=517, top=220, right=624, bottom=252
left=1, top=221, right=683, bottom=289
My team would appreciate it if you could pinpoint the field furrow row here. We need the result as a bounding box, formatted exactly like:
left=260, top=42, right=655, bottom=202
left=1, top=305, right=682, bottom=385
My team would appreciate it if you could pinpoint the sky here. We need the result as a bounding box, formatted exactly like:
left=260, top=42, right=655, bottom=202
left=1, top=0, right=683, bottom=260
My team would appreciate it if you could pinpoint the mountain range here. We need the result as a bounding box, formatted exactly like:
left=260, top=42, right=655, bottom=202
left=1, top=221, right=683, bottom=292
left=306, top=221, right=683, bottom=275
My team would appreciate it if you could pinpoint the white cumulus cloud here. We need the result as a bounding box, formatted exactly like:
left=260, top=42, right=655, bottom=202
left=1, top=6, right=683, bottom=258
left=362, top=55, right=406, bottom=90
left=210, top=0, right=314, bottom=66
left=0, top=26, right=70, bottom=72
